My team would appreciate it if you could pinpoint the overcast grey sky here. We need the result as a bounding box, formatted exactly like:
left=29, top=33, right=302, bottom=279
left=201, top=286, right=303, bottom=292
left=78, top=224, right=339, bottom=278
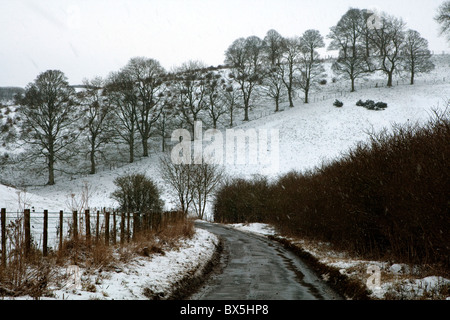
left=0, top=0, right=447, bottom=87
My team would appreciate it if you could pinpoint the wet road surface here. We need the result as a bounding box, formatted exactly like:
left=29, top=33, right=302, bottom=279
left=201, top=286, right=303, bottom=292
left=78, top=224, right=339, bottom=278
left=189, top=222, right=341, bottom=300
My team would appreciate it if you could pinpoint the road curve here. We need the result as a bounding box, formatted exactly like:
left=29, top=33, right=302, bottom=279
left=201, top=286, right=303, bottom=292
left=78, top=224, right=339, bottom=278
left=189, top=222, right=341, bottom=300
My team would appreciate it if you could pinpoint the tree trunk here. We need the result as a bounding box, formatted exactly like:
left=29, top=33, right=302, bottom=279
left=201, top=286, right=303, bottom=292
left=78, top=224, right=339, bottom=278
left=351, top=77, right=356, bottom=92
left=410, top=70, right=415, bottom=85
left=47, top=155, right=55, bottom=185
left=129, top=135, right=134, bottom=163
left=161, top=115, right=166, bottom=152
left=304, top=78, right=310, bottom=104
left=242, top=89, right=250, bottom=121
left=387, top=72, right=393, bottom=87
left=142, top=137, right=149, bottom=157
left=90, top=147, right=96, bottom=175
left=244, top=105, right=249, bottom=121
left=47, top=140, right=55, bottom=185
left=229, top=109, right=233, bottom=127
left=288, top=90, right=294, bottom=108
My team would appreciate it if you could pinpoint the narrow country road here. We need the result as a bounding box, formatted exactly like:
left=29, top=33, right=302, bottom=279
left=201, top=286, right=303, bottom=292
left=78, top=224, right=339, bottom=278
left=189, top=222, right=341, bottom=300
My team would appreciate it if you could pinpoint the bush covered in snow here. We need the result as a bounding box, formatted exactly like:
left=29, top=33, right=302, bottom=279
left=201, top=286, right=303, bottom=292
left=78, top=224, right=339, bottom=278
left=356, top=99, right=388, bottom=110
left=333, top=99, right=344, bottom=107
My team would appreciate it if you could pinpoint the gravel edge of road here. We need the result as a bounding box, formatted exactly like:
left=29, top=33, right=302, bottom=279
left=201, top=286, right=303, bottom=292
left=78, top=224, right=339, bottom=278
left=166, top=237, right=225, bottom=300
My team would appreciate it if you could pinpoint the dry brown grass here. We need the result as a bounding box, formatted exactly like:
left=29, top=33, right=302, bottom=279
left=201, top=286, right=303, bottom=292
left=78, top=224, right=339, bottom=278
left=0, top=213, right=195, bottom=298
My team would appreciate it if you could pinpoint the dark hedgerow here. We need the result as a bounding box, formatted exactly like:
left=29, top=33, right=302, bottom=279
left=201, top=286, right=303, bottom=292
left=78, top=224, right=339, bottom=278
left=213, top=109, right=450, bottom=270
left=213, top=176, right=272, bottom=224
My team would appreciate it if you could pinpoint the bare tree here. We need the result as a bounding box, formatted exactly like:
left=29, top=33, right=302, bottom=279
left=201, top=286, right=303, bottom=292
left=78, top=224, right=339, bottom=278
left=79, top=76, right=116, bottom=174
left=281, top=37, right=301, bottom=108
left=435, top=1, right=450, bottom=43
left=328, top=8, right=372, bottom=92
left=159, top=154, right=223, bottom=220
left=298, top=30, right=325, bottom=103
left=204, top=71, right=228, bottom=129
left=368, top=14, right=406, bottom=87
left=263, top=29, right=286, bottom=65
left=225, top=36, right=266, bottom=121
left=154, top=97, right=177, bottom=152
left=262, top=29, right=287, bottom=111
left=401, top=29, right=435, bottom=85
left=123, top=57, right=166, bottom=157
left=104, top=71, right=138, bottom=163
left=190, top=162, right=224, bottom=220
left=171, top=60, right=209, bottom=136
left=222, top=81, right=241, bottom=127
left=159, top=154, right=194, bottom=216
left=17, top=70, right=79, bottom=185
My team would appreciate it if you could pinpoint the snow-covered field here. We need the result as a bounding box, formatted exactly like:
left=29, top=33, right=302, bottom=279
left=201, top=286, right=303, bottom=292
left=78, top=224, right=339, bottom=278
left=52, top=228, right=218, bottom=300
left=1, top=55, right=449, bottom=299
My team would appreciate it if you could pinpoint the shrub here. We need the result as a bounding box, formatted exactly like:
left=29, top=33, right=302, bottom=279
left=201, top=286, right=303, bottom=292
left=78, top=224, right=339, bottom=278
left=375, top=102, right=388, bottom=109
left=333, top=99, right=344, bottom=107
left=111, top=173, right=163, bottom=214
left=356, top=99, right=365, bottom=106
left=356, top=100, right=388, bottom=110
left=213, top=176, right=272, bottom=223
left=364, top=100, right=376, bottom=110
left=319, top=79, right=327, bottom=85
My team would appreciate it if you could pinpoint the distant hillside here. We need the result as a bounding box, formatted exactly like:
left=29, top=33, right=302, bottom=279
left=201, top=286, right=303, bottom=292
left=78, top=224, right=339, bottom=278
left=0, top=87, right=24, bottom=103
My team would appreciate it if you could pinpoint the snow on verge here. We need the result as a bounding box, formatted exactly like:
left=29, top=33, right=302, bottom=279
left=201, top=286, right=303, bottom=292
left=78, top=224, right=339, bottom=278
left=229, top=222, right=276, bottom=236
left=9, top=228, right=219, bottom=300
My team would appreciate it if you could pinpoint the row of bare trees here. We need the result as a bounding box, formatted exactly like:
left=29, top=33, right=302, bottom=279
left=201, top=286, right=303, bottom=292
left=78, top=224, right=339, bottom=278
left=11, top=61, right=237, bottom=185
left=7, top=7, right=438, bottom=186
left=224, top=7, right=437, bottom=115
left=328, top=9, right=435, bottom=91
left=225, top=29, right=326, bottom=115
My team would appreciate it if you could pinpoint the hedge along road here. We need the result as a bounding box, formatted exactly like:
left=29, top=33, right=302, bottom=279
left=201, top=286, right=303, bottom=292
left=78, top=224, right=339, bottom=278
left=189, top=222, right=342, bottom=300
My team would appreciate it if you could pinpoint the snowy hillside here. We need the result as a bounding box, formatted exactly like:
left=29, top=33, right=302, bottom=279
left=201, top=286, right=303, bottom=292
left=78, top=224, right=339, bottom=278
left=1, top=55, right=449, bottom=216
left=1, top=55, right=448, bottom=301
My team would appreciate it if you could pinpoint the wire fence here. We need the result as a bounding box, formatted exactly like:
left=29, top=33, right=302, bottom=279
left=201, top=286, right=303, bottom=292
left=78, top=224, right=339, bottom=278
left=249, top=72, right=450, bottom=121
left=0, top=208, right=184, bottom=268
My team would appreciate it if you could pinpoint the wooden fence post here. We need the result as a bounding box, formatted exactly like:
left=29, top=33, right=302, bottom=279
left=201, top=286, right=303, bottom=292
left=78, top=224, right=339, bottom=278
left=112, top=211, right=117, bottom=245
left=96, top=210, right=100, bottom=243
left=24, top=209, right=31, bottom=258
left=72, top=211, right=78, bottom=241
left=105, top=211, right=110, bottom=245
left=119, top=212, right=124, bottom=245
left=127, top=212, right=131, bottom=242
left=59, top=210, right=63, bottom=253
left=1, top=208, right=6, bottom=267
left=132, top=212, right=138, bottom=240
left=85, top=209, right=91, bottom=244
left=43, top=210, right=48, bottom=257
